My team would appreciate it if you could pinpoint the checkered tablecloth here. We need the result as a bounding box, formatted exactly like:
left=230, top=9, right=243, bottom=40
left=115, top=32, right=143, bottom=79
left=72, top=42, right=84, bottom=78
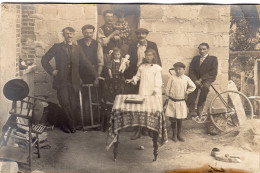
left=106, top=94, right=168, bottom=150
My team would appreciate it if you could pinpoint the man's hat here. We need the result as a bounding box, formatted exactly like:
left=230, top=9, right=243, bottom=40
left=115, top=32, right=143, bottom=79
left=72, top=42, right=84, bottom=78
left=3, top=79, right=29, bottom=101
left=173, top=62, right=186, bottom=68
left=135, top=28, right=149, bottom=35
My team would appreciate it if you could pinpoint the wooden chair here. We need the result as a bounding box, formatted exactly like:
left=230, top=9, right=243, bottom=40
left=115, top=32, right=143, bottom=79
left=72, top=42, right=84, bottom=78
left=79, top=84, right=101, bottom=130
left=0, top=96, right=47, bottom=169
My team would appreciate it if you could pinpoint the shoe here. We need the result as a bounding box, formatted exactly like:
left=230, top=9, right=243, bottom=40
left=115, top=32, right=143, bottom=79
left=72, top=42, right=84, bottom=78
left=70, top=128, right=76, bottom=133
left=60, top=126, right=71, bottom=133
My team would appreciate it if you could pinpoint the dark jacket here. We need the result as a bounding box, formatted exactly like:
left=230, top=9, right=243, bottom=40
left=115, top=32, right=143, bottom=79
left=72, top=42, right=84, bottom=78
left=124, top=40, right=162, bottom=79
left=41, top=42, right=97, bottom=92
left=189, top=55, right=218, bottom=83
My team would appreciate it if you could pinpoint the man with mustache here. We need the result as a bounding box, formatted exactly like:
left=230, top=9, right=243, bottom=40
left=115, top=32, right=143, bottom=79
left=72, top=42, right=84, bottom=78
left=41, top=27, right=98, bottom=133
left=124, top=28, right=162, bottom=140
left=187, top=43, right=218, bottom=118
left=77, top=24, right=104, bottom=128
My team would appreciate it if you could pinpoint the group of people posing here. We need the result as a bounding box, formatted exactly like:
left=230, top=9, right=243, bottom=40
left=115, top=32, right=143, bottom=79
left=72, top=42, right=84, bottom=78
left=41, top=10, right=218, bottom=142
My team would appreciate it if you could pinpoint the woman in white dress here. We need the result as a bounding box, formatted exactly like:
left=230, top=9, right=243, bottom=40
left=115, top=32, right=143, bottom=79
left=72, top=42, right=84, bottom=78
left=126, top=48, right=163, bottom=140
left=165, top=62, right=196, bottom=142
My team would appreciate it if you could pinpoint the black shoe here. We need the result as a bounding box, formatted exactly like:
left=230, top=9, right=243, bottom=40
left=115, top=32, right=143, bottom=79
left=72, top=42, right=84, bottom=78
left=60, top=126, right=71, bottom=133
left=177, top=135, right=185, bottom=142
left=70, top=128, right=76, bottom=133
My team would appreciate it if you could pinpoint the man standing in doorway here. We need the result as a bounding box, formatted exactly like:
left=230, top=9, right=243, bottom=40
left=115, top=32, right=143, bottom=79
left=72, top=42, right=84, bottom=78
left=187, top=43, right=218, bottom=117
left=77, top=24, right=104, bottom=128
left=97, top=10, right=120, bottom=60
left=41, top=27, right=97, bottom=133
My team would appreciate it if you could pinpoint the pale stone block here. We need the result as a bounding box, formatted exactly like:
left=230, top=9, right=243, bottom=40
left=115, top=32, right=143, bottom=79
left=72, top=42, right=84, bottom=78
left=206, top=20, right=230, bottom=33
left=164, top=33, right=190, bottom=46
left=57, top=5, right=84, bottom=19
left=213, top=34, right=229, bottom=47
left=41, top=5, right=58, bottom=18
left=210, top=47, right=229, bottom=60
left=164, top=5, right=200, bottom=19
left=187, top=33, right=215, bottom=47
left=140, top=5, right=163, bottom=19
left=154, top=20, right=180, bottom=32
left=139, top=20, right=153, bottom=32
left=198, top=5, right=220, bottom=19
left=147, top=33, right=163, bottom=46
left=84, top=5, right=97, bottom=19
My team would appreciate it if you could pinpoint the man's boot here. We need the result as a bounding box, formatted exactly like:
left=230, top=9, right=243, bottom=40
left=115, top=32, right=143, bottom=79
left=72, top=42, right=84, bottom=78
left=171, top=121, right=177, bottom=142
left=177, top=119, right=184, bottom=142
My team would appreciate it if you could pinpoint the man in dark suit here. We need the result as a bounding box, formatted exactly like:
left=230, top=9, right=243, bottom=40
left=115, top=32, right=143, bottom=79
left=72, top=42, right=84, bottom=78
left=41, top=27, right=97, bottom=133
left=77, top=24, right=104, bottom=128
left=124, top=28, right=162, bottom=94
left=187, top=43, right=218, bottom=117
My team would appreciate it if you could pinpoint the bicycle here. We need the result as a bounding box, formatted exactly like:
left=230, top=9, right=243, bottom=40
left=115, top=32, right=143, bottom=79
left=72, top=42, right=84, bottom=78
left=165, top=69, right=254, bottom=133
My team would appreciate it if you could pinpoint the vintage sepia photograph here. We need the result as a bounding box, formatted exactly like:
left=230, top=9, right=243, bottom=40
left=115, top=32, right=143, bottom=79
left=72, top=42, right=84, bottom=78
left=0, top=3, right=260, bottom=173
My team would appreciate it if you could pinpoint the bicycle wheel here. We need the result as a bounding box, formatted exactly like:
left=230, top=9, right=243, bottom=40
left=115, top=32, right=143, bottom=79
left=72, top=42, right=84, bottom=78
left=209, top=90, right=253, bottom=132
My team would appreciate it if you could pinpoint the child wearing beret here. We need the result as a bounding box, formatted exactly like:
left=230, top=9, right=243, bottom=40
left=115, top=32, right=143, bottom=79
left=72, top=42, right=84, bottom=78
left=165, top=62, right=196, bottom=142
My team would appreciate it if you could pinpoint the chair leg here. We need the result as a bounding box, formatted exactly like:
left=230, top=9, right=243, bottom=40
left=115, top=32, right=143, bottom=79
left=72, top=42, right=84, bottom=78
left=3, top=127, right=13, bottom=146
left=36, top=134, right=40, bottom=158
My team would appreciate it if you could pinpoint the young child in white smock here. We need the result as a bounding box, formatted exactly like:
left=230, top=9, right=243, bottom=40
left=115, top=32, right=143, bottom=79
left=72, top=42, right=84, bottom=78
left=165, top=62, right=196, bottom=142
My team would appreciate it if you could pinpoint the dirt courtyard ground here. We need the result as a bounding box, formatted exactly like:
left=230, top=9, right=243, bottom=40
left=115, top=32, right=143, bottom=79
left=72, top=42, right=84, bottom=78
left=23, top=119, right=259, bottom=173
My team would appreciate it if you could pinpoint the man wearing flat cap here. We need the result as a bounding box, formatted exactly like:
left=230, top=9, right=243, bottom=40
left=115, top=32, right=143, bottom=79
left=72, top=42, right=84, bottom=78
left=124, top=28, right=162, bottom=93
left=187, top=43, right=218, bottom=118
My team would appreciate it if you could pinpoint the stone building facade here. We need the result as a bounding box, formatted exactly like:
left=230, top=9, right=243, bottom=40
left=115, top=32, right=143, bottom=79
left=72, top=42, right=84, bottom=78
left=0, top=4, right=230, bottom=126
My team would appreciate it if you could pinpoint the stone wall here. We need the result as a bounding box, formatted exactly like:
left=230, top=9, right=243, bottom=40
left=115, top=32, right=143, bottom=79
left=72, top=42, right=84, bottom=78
left=32, top=4, right=230, bottom=109
left=0, top=4, right=18, bottom=126
left=32, top=4, right=97, bottom=103
left=140, top=5, right=230, bottom=108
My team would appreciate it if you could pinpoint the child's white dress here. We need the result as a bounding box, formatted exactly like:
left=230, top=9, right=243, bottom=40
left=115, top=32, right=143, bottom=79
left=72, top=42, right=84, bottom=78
left=165, top=74, right=196, bottom=119
left=132, top=64, right=162, bottom=98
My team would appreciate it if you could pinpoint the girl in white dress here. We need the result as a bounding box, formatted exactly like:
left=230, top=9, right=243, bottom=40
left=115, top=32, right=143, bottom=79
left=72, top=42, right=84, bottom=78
left=165, top=62, right=196, bottom=142
left=126, top=48, right=163, bottom=140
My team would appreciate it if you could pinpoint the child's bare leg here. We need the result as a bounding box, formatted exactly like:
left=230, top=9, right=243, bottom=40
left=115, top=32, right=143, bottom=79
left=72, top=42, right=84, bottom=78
left=177, top=119, right=184, bottom=142
left=169, top=117, right=177, bottom=142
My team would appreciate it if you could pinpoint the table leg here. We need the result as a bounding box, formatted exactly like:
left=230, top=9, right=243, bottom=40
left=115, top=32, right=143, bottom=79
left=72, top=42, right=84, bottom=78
left=153, top=131, right=159, bottom=162
left=113, top=131, right=120, bottom=161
